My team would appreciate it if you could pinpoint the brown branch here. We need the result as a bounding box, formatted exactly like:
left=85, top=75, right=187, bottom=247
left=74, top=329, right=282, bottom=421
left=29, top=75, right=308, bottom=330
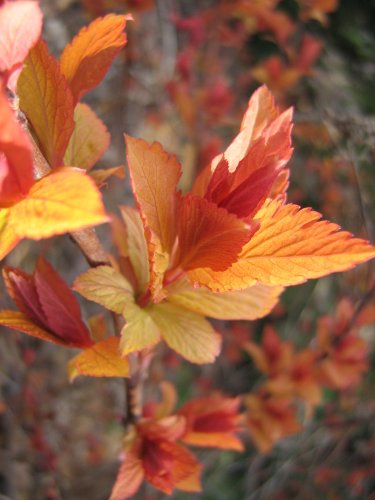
left=13, top=100, right=142, bottom=428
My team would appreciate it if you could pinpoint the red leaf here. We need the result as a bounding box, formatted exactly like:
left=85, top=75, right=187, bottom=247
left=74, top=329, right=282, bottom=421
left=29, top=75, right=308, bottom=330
left=143, top=440, right=200, bottom=495
left=3, top=265, right=49, bottom=330
left=34, top=258, right=93, bottom=348
left=2, top=259, right=93, bottom=348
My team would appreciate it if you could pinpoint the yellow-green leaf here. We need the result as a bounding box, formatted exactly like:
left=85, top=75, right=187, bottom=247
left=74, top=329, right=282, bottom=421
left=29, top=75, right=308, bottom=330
left=149, top=303, right=221, bottom=364
left=120, top=301, right=160, bottom=355
left=64, top=103, right=110, bottom=170
left=168, top=279, right=283, bottom=320
left=74, top=265, right=133, bottom=313
left=119, top=206, right=149, bottom=293
left=0, top=209, right=20, bottom=261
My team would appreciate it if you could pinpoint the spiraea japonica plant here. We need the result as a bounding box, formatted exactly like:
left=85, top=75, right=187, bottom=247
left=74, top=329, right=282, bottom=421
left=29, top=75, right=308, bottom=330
left=0, top=1, right=374, bottom=498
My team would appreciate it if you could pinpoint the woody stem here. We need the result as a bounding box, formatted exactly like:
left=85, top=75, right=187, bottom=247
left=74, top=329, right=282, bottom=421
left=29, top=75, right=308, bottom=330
left=14, top=100, right=142, bottom=429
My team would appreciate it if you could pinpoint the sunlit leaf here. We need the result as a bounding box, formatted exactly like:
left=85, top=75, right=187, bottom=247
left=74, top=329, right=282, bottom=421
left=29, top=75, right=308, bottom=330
left=64, top=103, right=110, bottom=170
left=120, top=302, right=161, bottom=355
left=60, top=14, right=131, bottom=104
left=189, top=200, right=375, bottom=290
left=125, top=136, right=181, bottom=297
left=8, top=167, right=108, bottom=239
left=149, top=302, right=221, bottom=364
left=212, top=85, right=289, bottom=173
left=18, top=40, right=75, bottom=168
left=168, top=279, right=283, bottom=320
left=177, top=194, right=253, bottom=271
left=125, top=136, right=181, bottom=254
left=240, top=84, right=279, bottom=140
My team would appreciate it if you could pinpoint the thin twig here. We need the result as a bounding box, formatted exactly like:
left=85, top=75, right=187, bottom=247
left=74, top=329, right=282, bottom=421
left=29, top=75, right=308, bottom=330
left=11, top=95, right=143, bottom=429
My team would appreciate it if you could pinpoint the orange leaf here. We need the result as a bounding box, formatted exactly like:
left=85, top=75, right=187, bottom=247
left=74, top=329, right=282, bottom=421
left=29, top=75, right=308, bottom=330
left=0, top=209, right=20, bottom=261
left=0, top=1, right=42, bottom=89
left=8, top=167, right=108, bottom=239
left=68, top=337, right=129, bottom=381
left=125, top=136, right=181, bottom=254
left=149, top=302, right=221, bottom=364
left=192, top=86, right=292, bottom=209
left=0, top=310, right=68, bottom=347
left=177, top=194, right=254, bottom=271
left=242, top=201, right=375, bottom=285
left=175, top=466, right=202, bottom=493
left=110, top=450, right=144, bottom=500
left=189, top=200, right=375, bottom=290
left=18, top=40, right=75, bottom=168
left=0, top=86, right=33, bottom=206
left=60, top=14, right=131, bottom=104
left=64, top=103, right=110, bottom=170
left=240, top=84, right=279, bottom=139
left=125, top=136, right=182, bottom=298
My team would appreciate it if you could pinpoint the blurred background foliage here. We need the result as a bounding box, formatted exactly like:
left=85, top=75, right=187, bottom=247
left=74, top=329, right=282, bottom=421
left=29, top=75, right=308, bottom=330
left=0, top=0, right=374, bottom=498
